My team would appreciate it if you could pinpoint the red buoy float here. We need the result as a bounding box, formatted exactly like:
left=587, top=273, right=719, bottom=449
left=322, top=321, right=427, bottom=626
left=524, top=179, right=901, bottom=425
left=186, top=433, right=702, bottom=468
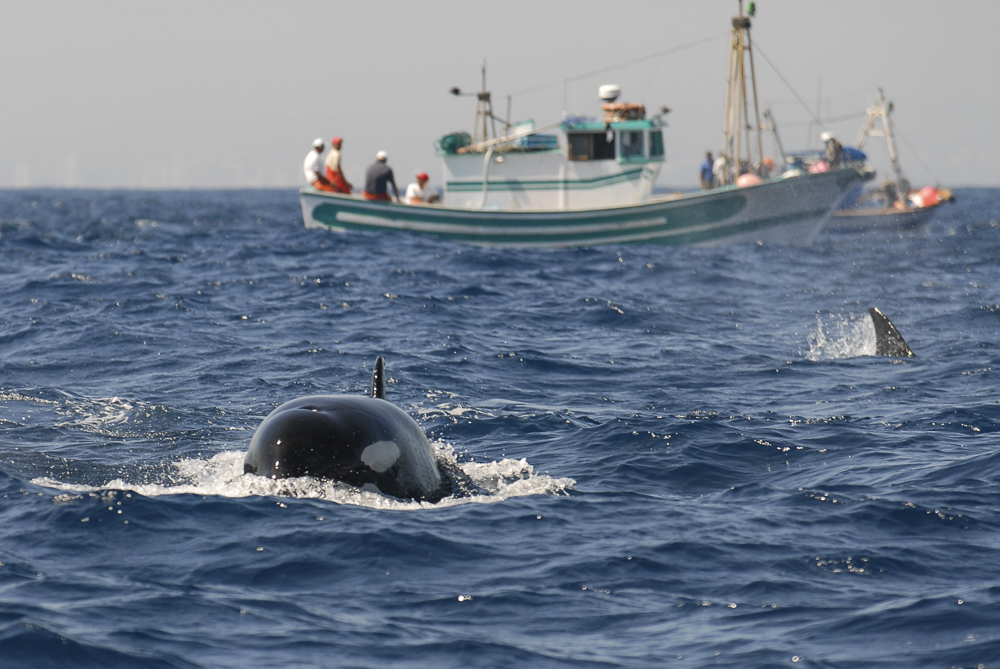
left=917, top=186, right=940, bottom=207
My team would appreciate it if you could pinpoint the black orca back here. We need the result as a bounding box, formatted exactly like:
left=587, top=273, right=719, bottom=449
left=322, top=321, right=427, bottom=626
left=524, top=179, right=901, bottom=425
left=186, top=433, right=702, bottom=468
left=243, top=357, right=450, bottom=502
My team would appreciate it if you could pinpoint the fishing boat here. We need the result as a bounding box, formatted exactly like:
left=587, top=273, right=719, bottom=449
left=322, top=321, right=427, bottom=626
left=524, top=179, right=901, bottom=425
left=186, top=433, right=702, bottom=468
left=301, top=3, right=866, bottom=247
left=828, top=88, right=952, bottom=232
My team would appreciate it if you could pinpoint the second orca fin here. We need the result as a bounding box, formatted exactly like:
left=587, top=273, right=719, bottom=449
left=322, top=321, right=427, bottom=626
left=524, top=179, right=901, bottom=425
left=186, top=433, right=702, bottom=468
left=868, top=308, right=915, bottom=357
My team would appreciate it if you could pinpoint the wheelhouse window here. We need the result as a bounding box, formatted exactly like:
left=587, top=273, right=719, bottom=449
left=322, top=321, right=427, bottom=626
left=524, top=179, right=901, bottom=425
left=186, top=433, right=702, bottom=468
left=567, top=132, right=616, bottom=161
left=620, top=131, right=645, bottom=159
left=650, top=130, right=664, bottom=158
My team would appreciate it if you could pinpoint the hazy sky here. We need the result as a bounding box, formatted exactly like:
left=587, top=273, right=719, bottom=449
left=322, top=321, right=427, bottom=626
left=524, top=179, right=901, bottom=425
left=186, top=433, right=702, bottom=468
left=3, top=0, right=998, bottom=189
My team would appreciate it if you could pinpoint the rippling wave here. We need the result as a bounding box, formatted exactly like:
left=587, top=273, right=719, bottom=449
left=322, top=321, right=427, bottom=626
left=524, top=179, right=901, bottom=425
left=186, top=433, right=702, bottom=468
left=1, top=189, right=998, bottom=668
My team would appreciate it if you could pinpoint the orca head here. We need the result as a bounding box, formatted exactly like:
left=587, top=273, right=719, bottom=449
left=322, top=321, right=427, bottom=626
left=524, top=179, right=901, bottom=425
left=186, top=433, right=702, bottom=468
left=244, top=357, right=450, bottom=502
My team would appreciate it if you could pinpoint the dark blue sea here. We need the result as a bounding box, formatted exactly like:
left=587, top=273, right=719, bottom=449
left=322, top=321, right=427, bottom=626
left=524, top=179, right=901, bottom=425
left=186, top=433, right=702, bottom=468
left=1, top=188, right=998, bottom=668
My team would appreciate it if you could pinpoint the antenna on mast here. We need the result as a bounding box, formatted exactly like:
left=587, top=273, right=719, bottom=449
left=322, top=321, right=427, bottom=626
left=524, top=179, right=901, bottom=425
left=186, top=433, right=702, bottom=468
left=449, top=60, right=497, bottom=146
left=472, top=59, right=497, bottom=145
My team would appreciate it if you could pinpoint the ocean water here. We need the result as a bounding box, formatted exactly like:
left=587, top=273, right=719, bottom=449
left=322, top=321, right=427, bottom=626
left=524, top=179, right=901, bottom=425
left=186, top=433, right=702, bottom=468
left=1, top=188, right=998, bottom=668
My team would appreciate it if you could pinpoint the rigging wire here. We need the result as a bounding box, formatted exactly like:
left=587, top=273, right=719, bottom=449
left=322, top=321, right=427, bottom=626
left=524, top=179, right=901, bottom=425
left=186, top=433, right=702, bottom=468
left=752, top=43, right=825, bottom=132
left=777, top=112, right=868, bottom=129
left=895, top=126, right=942, bottom=186
left=754, top=42, right=939, bottom=185
left=510, top=32, right=728, bottom=99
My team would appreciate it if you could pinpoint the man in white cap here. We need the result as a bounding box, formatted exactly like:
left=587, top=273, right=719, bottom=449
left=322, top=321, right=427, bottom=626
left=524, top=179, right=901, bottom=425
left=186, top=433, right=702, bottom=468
left=363, top=151, right=401, bottom=202
left=303, top=138, right=337, bottom=192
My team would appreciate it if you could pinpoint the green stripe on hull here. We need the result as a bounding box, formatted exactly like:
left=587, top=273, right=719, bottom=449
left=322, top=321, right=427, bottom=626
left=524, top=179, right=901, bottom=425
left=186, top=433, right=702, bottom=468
left=312, top=194, right=749, bottom=245
left=313, top=203, right=824, bottom=247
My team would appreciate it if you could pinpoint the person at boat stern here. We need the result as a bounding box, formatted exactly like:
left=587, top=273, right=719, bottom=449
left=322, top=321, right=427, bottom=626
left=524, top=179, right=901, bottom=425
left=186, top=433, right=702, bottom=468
left=821, top=132, right=843, bottom=168
left=363, top=151, right=401, bottom=202
left=700, top=152, right=715, bottom=189
left=303, top=138, right=338, bottom=192
left=404, top=172, right=439, bottom=204
left=324, top=136, right=352, bottom=194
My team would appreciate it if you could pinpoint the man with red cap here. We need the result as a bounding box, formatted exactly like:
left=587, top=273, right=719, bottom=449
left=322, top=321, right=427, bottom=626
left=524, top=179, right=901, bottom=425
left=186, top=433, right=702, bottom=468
left=324, top=137, right=352, bottom=194
left=404, top=172, right=439, bottom=204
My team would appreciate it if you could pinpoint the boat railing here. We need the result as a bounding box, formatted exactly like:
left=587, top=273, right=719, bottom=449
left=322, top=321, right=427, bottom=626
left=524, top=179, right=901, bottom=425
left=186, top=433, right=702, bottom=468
left=456, top=121, right=564, bottom=155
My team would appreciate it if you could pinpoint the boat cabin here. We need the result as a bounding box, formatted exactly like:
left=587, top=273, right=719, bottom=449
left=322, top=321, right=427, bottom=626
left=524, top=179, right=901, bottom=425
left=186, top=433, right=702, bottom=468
left=436, top=86, right=666, bottom=211
left=563, top=121, right=665, bottom=164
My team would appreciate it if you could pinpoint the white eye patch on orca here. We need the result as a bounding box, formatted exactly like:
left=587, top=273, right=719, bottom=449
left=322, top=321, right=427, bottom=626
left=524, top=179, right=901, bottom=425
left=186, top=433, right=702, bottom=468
left=361, top=441, right=401, bottom=473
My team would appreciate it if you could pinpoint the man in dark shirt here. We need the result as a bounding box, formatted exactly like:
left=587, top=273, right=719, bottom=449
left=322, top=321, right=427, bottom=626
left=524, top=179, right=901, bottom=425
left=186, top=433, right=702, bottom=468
left=363, top=151, right=401, bottom=202
left=699, top=151, right=715, bottom=189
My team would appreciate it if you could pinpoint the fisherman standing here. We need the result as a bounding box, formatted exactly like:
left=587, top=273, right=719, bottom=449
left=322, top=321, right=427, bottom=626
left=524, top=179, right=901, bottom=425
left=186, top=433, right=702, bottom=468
left=324, top=136, right=352, bottom=194
left=699, top=151, right=715, bottom=189
left=303, top=138, right=337, bottom=191
left=363, top=151, right=401, bottom=202
left=821, top=132, right=843, bottom=168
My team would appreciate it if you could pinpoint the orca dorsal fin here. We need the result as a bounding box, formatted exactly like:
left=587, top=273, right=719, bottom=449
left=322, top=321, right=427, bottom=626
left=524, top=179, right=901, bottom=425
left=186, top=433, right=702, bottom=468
left=868, top=307, right=915, bottom=357
left=371, top=356, right=386, bottom=399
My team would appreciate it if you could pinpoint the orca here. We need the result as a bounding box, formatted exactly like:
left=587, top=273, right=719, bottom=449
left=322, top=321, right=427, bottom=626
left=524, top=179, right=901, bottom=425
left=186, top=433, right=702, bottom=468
left=244, top=357, right=450, bottom=502
left=868, top=307, right=915, bottom=357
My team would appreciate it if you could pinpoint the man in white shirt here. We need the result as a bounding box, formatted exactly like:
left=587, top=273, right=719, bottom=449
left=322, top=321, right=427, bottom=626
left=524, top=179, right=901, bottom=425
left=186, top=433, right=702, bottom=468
left=303, top=138, right=337, bottom=192
left=712, top=154, right=728, bottom=187
left=404, top=172, right=439, bottom=204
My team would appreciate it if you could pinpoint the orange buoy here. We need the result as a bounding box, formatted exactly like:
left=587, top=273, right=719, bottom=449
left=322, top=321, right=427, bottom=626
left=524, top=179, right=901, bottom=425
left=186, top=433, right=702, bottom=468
left=736, top=173, right=762, bottom=187
left=917, top=186, right=940, bottom=207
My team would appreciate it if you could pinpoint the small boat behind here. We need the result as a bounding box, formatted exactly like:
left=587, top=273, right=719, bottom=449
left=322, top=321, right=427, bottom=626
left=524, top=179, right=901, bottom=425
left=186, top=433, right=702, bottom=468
left=830, top=201, right=939, bottom=232
left=829, top=88, right=952, bottom=232
left=830, top=184, right=952, bottom=232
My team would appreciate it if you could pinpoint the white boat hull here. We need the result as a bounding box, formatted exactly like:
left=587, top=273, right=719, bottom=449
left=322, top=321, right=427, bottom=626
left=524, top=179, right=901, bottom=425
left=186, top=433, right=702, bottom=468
left=301, top=169, right=863, bottom=248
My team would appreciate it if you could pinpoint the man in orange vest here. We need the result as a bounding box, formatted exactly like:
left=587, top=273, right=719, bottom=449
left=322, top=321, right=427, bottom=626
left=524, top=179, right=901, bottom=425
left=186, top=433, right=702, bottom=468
left=324, top=137, right=352, bottom=194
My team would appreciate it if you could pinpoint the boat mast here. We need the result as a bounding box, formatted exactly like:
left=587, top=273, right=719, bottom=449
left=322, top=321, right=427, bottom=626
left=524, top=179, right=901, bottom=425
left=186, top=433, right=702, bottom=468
left=746, top=12, right=765, bottom=170
left=721, top=1, right=764, bottom=185
left=451, top=61, right=509, bottom=150
left=855, top=88, right=907, bottom=191
left=473, top=60, right=496, bottom=146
